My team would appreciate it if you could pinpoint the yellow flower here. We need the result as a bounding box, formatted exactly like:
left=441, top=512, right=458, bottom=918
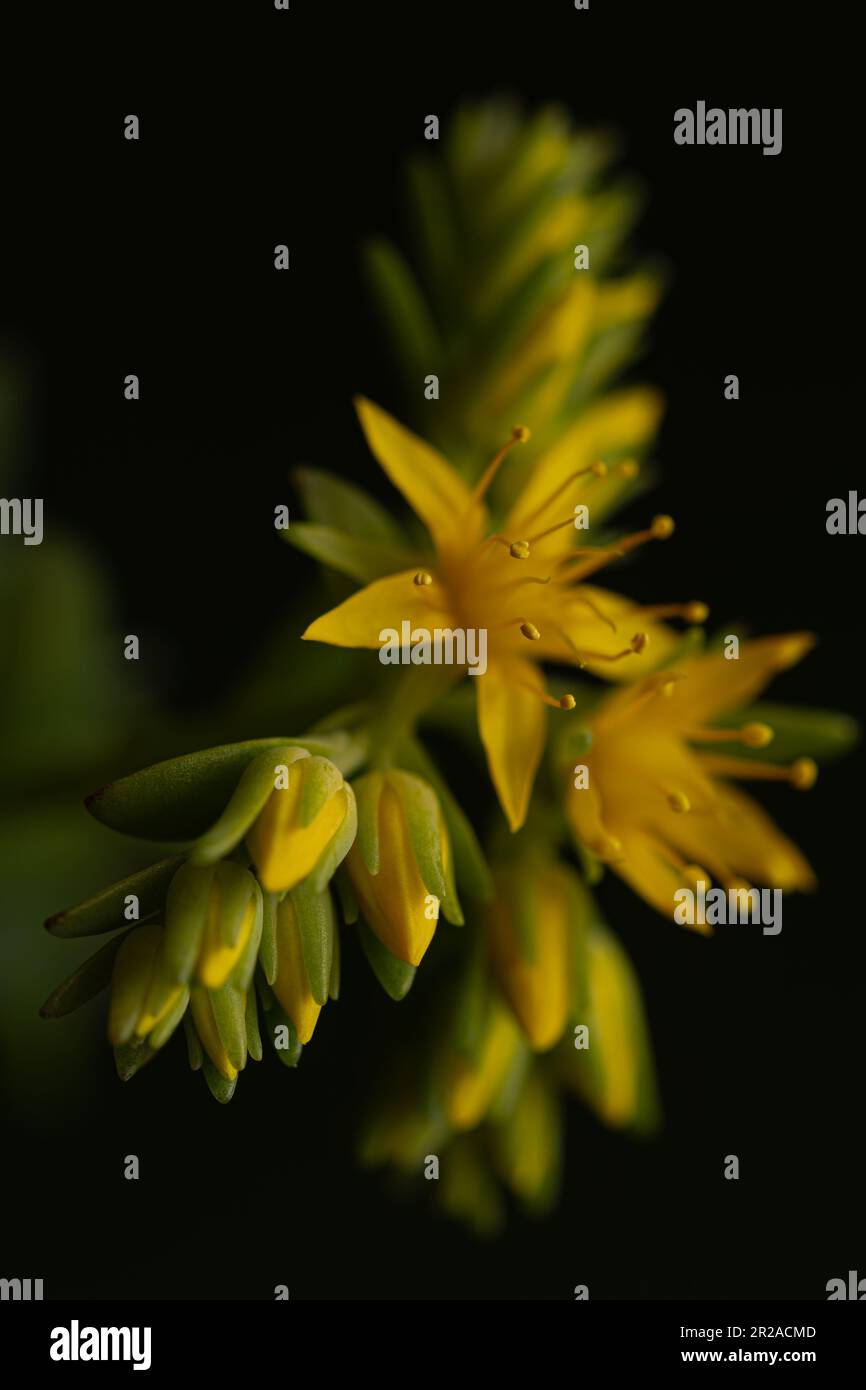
left=557, top=920, right=659, bottom=1132
left=485, top=862, right=579, bottom=1051
left=304, top=398, right=691, bottom=832
left=565, top=634, right=819, bottom=922
left=345, top=769, right=461, bottom=967
left=245, top=750, right=356, bottom=893
left=440, top=995, right=524, bottom=1131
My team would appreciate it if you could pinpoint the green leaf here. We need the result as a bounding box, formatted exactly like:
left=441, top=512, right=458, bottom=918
left=163, top=862, right=214, bottom=982
left=388, top=770, right=462, bottom=925
left=293, top=466, right=404, bottom=545
left=45, top=858, right=183, bottom=939
left=291, top=881, right=335, bottom=1007
left=285, top=522, right=412, bottom=585
left=396, top=736, right=493, bottom=902
left=39, top=928, right=135, bottom=1019
left=115, top=1037, right=157, bottom=1083
left=353, top=773, right=383, bottom=875
left=362, top=238, right=444, bottom=386
left=107, top=924, right=162, bottom=1046
left=308, top=781, right=358, bottom=893
left=202, top=1057, right=237, bottom=1103
left=188, top=748, right=306, bottom=864
left=214, top=862, right=256, bottom=948
left=183, top=1012, right=203, bottom=1071
left=245, top=989, right=263, bottom=1063
left=84, top=737, right=359, bottom=841
left=359, top=920, right=416, bottom=1001
left=147, top=986, right=191, bottom=1052
left=329, top=922, right=341, bottom=1001
left=259, top=891, right=279, bottom=986
left=210, top=984, right=248, bottom=1074
left=723, top=702, right=860, bottom=766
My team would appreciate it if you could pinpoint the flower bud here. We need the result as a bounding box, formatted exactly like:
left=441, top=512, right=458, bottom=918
left=345, top=770, right=462, bottom=967
left=246, top=752, right=356, bottom=893
left=486, top=862, right=579, bottom=1051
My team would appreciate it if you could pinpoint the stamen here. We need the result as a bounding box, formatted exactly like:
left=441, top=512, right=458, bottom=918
left=687, top=722, right=774, bottom=749
left=413, top=571, right=433, bottom=587
left=515, top=459, right=608, bottom=532
left=695, top=754, right=818, bottom=789
left=513, top=678, right=577, bottom=711
left=666, top=791, right=691, bottom=814
left=519, top=622, right=541, bottom=641
left=632, top=600, right=709, bottom=623
left=571, top=593, right=617, bottom=632
left=557, top=515, right=675, bottom=584
left=471, top=426, right=531, bottom=503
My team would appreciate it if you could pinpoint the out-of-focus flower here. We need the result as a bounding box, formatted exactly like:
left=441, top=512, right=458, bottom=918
left=555, top=919, right=660, bottom=1134
left=304, top=399, right=698, bottom=831
left=485, top=859, right=586, bottom=1051
left=439, top=991, right=526, bottom=1131
left=564, top=635, right=819, bottom=922
left=346, top=768, right=462, bottom=966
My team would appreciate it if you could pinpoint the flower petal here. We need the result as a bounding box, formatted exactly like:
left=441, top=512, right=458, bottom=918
left=476, top=658, right=547, bottom=832
left=355, top=397, right=485, bottom=555
left=303, top=570, right=456, bottom=651
left=659, top=633, right=816, bottom=726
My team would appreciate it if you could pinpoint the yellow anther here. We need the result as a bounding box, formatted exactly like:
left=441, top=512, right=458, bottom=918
left=511, top=425, right=531, bottom=443
left=509, top=539, right=531, bottom=559
left=741, top=722, right=774, bottom=749
left=667, top=791, right=691, bottom=814
left=790, top=757, right=818, bottom=790
left=590, top=460, right=607, bottom=478
left=413, top=571, right=433, bottom=587
left=618, top=459, right=640, bottom=480
left=559, top=694, right=576, bottom=710
left=630, top=632, right=649, bottom=653
left=520, top=622, right=541, bottom=642
left=651, top=514, right=675, bottom=540
left=684, top=601, right=709, bottom=623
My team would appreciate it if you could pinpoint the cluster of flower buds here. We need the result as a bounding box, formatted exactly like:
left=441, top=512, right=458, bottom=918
left=42, top=736, right=463, bottom=1101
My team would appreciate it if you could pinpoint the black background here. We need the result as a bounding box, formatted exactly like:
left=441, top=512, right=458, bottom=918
left=1, top=2, right=863, bottom=1299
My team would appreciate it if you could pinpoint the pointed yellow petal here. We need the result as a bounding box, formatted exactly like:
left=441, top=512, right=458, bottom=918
left=443, top=1000, right=522, bottom=1131
left=476, top=658, right=546, bottom=832
left=660, top=633, right=816, bottom=725
left=355, top=397, right=484, bottom=555
left=667, top=782, right=817, bottom=892
left=505, top=387, right=664, bottom=546
left=303, top=569, right=456, bottom=650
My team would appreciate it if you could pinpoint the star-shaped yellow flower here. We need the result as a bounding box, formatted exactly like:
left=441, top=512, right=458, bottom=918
left=565, top=634, right=819, bottom=922
left=304, top=398, right=695, bottom=831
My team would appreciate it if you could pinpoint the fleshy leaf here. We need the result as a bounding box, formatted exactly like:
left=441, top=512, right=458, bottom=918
left=358, top=920, right=416, bottom=1001
left=84, top=737, right=361, bottom=841
left=45, top=858, right=183, bottom=939
left=39, top=929, right=135, bottom=1018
